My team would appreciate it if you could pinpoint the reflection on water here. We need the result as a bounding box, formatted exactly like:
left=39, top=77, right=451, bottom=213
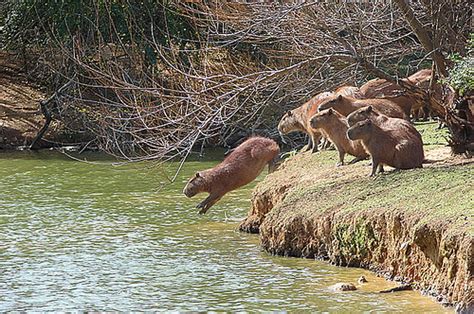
left=0, top=150, right=450, bottom=312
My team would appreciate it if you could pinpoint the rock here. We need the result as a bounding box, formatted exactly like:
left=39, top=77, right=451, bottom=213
left=330, top=282, right=357, bottom=292
left=379, top=284, right=412, bottom=293
left=358, top=276, right=368, bottom=284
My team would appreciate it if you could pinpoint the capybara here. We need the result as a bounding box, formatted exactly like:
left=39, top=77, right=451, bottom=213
left=334, top=85, right=363, bottom=98
left=317, top=94, right=407, bottom=120
left=183, top=137, right=280, bottom=214
left=346, top=105, right=422, bottom=141
left=278, top=91, right=333, bottom=153
left=359, top=69, right=434, bottom=117
left=309, top=108, right=368, bottom=166
left=347, top=119, right=424, bottom=176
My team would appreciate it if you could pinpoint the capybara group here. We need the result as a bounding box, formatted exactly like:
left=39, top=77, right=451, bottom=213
left=185, top=69, right=436, bottom=212
left=183, top=136, right=280, bottom=214
left=347, top=119, right=424, bottom=176
left=317, top=95, right=407, bottom=120
left=309, top=108, right=368, bottom=166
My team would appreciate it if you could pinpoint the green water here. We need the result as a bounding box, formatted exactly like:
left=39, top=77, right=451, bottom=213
left=0, top=150, right=451, bottom=312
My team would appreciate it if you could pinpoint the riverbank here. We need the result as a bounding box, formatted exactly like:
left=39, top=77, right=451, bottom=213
left=240, top=122, right=473, bottom=311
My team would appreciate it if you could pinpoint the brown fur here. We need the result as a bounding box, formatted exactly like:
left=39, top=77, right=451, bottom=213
left=359, top=69, right=435, bottom=116
left=309, top=108, right=368, bottom=165
left=335, top=85, right=363, bottom=98
left=346, top=105, right=423, bottom=141
left=183, top=137, right=280, bottom=214
left=318, top=94, right=407, bottom=120
left=347, top=120, right=424, bottom=176
left=278, top=91, right=333, bottom=152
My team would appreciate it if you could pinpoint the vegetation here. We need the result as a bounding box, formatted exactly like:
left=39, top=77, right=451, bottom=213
left=1, top=1, right=472, bottom=164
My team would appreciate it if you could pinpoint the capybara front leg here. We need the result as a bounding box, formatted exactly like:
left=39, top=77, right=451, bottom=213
left=370, top=158, right=380, bottom=176
left=311, top=134, right=321, bottom=153
left=336, top=150, right=345, bottom=167
left=197, top=194, right=221, bottom=215
left=268, top=155, right=280, bottom=173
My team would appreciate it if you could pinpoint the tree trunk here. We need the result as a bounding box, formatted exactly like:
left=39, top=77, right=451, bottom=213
left=393, top=0, right=448, bottom=77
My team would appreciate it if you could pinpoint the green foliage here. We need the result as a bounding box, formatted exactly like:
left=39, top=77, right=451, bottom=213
left=445, top=34, right=474, bottom=96
left=1, top=0, right=196, bottom=51
left=334, top=222, right=377, bottom=260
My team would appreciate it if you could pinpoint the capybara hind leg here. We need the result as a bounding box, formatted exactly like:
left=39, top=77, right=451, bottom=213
left=306, top=136, right=313, bottom=152
left=378, top=164, right=385, bottom=173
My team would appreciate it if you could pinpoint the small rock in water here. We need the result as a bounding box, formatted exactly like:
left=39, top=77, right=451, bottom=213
left=358, top=276, right=368, bottom=284
left=330, top=282, right=357, bottom=292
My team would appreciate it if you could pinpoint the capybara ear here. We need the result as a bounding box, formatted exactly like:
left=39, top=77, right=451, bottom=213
left=337, top=95, right=343, bottom=101
left=195, top=172, right=201, bottom=178
left=367, top=105, right=373, bottom=112
left=328, top=108, right=334, bottom=114
left=287, top=110, right=293, bottom=116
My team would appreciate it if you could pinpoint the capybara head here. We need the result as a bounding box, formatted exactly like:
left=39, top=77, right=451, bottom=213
left=347, top=119, right=373, bottom=141
left=277, top=110, right=300, bottom=135
left=310, top=108, right=335, bottom=129
left=347, top=105, right=378, bottom=126
left=183, top=172, right=206, bottom=197
left=318, top=94, right=344, bottom=112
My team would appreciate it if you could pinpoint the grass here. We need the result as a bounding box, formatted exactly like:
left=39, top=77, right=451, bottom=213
left=264, top=122, right=474, bottom=236
left=414, top=121, right=450, bottom=148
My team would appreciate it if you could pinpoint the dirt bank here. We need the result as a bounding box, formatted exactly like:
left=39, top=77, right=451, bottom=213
left=240, top=124, right=473, bottom=311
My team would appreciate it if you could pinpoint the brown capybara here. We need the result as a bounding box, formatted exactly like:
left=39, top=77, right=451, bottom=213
left=347, top=119, right=424, bottom=176
left=334, top=85, right=363, bottom=98
left=359, top=69, right=434, bottom=117
left=309, top=108, right=368, bottom=166
left=278, top=91, right=333, bottom=153
left=183, top=137, right=280, bottom=214
left=346, top=105, right=423, bottom=141
left=317, top=94, right=407, bottom=120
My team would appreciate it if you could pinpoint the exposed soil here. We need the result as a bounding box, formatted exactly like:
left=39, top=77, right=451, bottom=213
left=239, top=142, right=474, bottom=311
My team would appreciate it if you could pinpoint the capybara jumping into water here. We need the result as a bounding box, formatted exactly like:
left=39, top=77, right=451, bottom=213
left=317, top=95, right=408, bottom=120
left=347, top=120, right=424, bottom=176
left=183, top=137, right=280, bottom=214
left=278, top=91, right=333, bottom=153
left=309, top=108, right=368, bottom=166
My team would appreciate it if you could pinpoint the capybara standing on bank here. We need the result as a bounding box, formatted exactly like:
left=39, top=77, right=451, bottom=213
left=346, top=105, right=423, bottom=141
left=309, top=108, right=368, bottom=166
left=359, top=69, right=434, bottom=117
left=317, top=95, right=408, bottom=120
left=278, top=91, right=333, bottom=153
left=347, top=120, right=424, bottom=176
left=183, top=137, right=280, bottom=214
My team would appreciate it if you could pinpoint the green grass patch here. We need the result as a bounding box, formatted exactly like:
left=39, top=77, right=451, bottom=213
left=414, top=121, right=450, bottom=147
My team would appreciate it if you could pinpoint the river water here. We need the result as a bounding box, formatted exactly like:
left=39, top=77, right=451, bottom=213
left=0, top=150, right=450, bottom=312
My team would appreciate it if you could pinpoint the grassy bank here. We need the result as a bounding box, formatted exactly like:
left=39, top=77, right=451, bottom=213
left=240, top=122, right=474, bottom=309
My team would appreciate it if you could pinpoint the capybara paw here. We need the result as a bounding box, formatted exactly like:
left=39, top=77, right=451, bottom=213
left=336, top=162, right=344, bottom=167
